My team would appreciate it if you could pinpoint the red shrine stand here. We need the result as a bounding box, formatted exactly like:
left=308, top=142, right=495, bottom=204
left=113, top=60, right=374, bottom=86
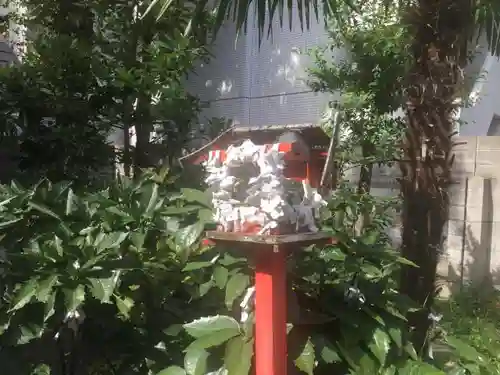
left=180, top=124, right=334, bottom=375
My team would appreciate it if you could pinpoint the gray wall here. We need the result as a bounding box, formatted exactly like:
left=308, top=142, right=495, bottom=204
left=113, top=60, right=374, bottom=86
left=185, top=8, right=335, bottom=128
left=0, top=41, right=16, bottom=66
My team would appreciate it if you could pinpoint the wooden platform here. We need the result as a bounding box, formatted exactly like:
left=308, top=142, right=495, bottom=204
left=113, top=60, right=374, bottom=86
left=205, top=231, right=334, bottom=245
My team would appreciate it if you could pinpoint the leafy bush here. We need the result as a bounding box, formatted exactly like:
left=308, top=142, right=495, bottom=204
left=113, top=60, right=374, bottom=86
left=0, top=172, right=493, bottom=375
left=0, top=168, right=215, bottom=374
left=433, top=286, right=500, bottom=374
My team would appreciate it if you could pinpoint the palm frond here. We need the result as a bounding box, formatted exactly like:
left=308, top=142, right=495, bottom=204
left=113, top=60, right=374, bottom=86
left=144, top=0, right=360, bottom=43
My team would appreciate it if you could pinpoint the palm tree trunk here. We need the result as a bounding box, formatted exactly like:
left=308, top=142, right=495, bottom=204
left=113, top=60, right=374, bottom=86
left=399, top=0, right=470, bottom=352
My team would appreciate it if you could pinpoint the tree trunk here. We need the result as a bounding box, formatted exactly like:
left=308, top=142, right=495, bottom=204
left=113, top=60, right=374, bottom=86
left=399, top=0, right=470, bottom=352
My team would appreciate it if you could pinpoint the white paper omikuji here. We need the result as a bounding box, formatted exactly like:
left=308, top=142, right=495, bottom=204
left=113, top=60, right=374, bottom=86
left=204, top=139, right=325, bottom=233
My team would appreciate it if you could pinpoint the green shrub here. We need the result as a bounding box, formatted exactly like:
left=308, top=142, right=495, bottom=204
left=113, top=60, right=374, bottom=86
left=435, top=286, right=500, bottom=374
left=0, top=174, right=492, bottom=375
left=0, top=168, right=214, bottom=374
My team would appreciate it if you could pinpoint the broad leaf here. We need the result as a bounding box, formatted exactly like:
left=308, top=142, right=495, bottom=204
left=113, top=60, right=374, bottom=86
left=64, top=285, right=85, bottom=312
left=32, top=364, right=51, bottom=375
left=115, top=295, right=135, bottom=318
left=184, top=347, right=209, bottom=375
left=367, top=327, right=391, bottom=366
left=143, top=182, right=159, bottom=217
left=65, top=188, right=75, bottom=215
left=387, top=326, right=402, bottom=349
left=183, top=315, right=240, bottom=338
left=175, top=222, right=204, bottom=249
left=44, top=292, right=56, bottom=322
left=187, top=329, right=240, bottom=350
left=199, top=280, right=214, bottom=297
left=446, top=336, right=487, bottom=365
left=294, top=337, right=315, bottom=375
left=213, top=266, right=229, bottom=288
left=0, top=218, right=21, bottom=229
left=181, top=188, right=211, bottom=207
left=10, top=278, right=39, bottom=311
left=89, top=273, right=119, bottom=303
left=28, top=202, right=61, bottom=220
left=36, top=275, right=58, bottom=303
left=312, top=335, right=341, bottom=364
left=97, top=232, right=128, bottom=251
left=224, top=336, right=253, bottom=375
left=164, top=324, right=183, bottom=336
left=157, top=366, right=186, bottom=375
left=130, top=231, right=146, bottom=250
left=398, top=361, right=446, bottom=375
left=225, top=274, right=249, bottom=309
left=183, top=261, right=213, bottom=271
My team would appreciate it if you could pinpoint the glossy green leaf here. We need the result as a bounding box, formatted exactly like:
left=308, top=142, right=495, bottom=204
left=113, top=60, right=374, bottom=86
left=183, top=315, right=240, bottom=338
left=186, top=329, right=240, bottom=351
left=175, top=222, right=204, bottom=249
left=157, top=366, right=186, bottom=375
left=446, top=336, right=487, bottom=365
left=294, top=337, right=315, bottom=375
left=397, top=361, right=445, bottom=375
left=181, top=188, right=211, bottom=207
left=367, top=327, right=391, bottom=366
left=130, top=231, right=146, bottom=250
left=0, top=218, right=21, bottom=229
left=115, top=295, right=134, bottom=318
left=32, top=364, right=51, bottom=375
left=53, top=235, right=63, bottom=257
left=44, top=292, right=56, bottom=322
left=65, top=188, right=74, bottom=215
left=97, top=231, right=128, bottom=251
left=183, top=261, right=213, bottom=271
left=89, top=273, right=119, bottom=303
left=198, top=208, right=214, bottom=223
left=28, top=202, right=61, bottom=220
left=404, top=342, right=418, bottom=360
left=10, top=278, right=39, bottom=312
left=184, top=347, right=208, bottom=375
left=224, top=336, right=253, bottom=375
left=213, top=266, right=229, bottom=288
left=225, top=274, right=249, bottom=309
left=16, top=322, right=45, bottom=344
left=164, top=324, right=183, bottom=336
left=312, top=335, right=341, bottom=364
left=199, top=280, right=214, bottom=297
left=387, top=326, right=402, bottom=348
left=64, top=285, right=85, bottom=312
left=143, top=182, right=159, bottom=217
left=36, top=275, right=58, bottom=303
left=447, top=367, right=467, bottom=375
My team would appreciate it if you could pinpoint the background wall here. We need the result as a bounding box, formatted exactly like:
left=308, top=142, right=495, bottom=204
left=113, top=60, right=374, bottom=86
left=360, top=136, right=500, bottom=293
left=185, top=10, right=336, bottom=128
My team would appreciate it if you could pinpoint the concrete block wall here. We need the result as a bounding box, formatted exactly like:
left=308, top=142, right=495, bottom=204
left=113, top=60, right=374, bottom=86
left=441, top=136, right=500, bottom=289
left=358, top=136, right=500, bottom=290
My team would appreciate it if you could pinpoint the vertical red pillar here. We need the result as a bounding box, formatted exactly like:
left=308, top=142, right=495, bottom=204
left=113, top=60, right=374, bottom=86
left=254, top=245, right=288, bottom=375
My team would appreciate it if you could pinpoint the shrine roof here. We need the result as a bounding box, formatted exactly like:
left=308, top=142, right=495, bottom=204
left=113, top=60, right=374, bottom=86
left=179, top=123, right=330, bottom=166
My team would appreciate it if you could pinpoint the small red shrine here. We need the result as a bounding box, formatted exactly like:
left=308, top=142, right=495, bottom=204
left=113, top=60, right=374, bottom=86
left=180, top=123, right=334, bottom=375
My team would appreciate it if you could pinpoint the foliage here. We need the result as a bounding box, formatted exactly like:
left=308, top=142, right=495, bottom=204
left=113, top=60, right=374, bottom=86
left=0, top=168, right=214, bottom=374
left=159, top=184, right=486, bottom=375
left=433, top=286, right=500, bottom=374
left=0, top=170, right=491, bottom=375
left=307, top=0, right=409, bottom=181
left=0, top=0, right=213, bottom=185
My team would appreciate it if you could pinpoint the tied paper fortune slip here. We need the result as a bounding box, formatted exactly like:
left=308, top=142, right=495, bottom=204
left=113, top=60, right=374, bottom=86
left=204, top=139, right=326, bottom=235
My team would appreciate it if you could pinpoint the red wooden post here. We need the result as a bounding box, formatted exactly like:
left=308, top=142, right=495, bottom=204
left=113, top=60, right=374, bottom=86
left=255, top=244, right=287, bottom=375
left=205, top=232, right=333, bottom=375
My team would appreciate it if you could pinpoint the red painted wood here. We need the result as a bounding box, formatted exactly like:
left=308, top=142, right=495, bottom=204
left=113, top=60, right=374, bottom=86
left=255, top=245, right=288, bottom=375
